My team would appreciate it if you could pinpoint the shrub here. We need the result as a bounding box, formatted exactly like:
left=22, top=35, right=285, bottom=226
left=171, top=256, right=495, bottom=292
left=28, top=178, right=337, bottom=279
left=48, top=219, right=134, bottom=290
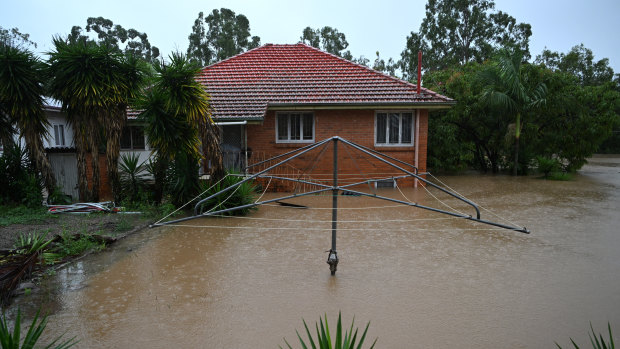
left=197, top=173, right=258, bottom=216
left=119, top=152, right=148, bottom=203
left=537, top=156, right=562, bottom=179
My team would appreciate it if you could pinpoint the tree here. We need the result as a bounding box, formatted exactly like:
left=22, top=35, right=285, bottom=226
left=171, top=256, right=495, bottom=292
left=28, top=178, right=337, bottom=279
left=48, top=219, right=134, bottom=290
left=372, top=51, right=397, bottom=76
left=68, top=17, right=160, bottom=63
left=187, top=9, right=261, bottom=66
left=0, top=26, right=37, bottom=49
left=480, top=49, right=546, bottom=175
left=138, top=53, right=222, bottom=205
left=535, top=44, right=614, bottom=86
left=400, top=0, right=531, bottom=80
left=0, top=43, right=56, bottom=194
left=300, top=26, right=353, bottom=59
left=47, top=38, right=147, bottom=201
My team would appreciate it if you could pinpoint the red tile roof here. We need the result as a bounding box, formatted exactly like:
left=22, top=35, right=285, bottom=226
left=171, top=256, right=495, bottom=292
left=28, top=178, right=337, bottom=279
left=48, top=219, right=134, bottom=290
left=196, top=43, right=454, bottom=120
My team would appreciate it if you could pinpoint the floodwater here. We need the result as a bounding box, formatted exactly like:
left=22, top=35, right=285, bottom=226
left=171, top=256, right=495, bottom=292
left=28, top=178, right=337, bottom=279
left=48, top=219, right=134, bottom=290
left=11, top=159, right=620, bottom=348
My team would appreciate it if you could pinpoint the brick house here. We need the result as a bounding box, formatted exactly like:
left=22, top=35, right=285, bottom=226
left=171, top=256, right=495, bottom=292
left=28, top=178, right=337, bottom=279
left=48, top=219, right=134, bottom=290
left=198, top=43, right=454, bottom=188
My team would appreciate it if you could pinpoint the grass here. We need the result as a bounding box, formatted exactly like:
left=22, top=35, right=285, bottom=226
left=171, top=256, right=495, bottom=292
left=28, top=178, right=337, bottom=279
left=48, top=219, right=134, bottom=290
left=0, top=206, right=53, bottom=227
left=52, top=232, right=106, bottom=258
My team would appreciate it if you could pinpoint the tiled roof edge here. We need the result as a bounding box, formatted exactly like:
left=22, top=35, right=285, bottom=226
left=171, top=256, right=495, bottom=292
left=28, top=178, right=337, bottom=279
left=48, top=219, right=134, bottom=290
left=296, top=43, right=453, bottom=102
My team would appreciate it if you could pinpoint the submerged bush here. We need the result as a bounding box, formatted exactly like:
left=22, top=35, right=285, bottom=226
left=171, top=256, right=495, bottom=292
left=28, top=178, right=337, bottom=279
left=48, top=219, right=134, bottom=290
left=197, top=173, right=258, bottom=216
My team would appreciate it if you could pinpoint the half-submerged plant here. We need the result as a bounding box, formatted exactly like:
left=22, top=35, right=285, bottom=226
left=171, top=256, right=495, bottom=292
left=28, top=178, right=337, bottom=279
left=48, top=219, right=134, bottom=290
left=0, top=308, right=77, bottom=348
left=556, top=322, right=615, bottom=349
left=281, top=312, right=377, bottom=349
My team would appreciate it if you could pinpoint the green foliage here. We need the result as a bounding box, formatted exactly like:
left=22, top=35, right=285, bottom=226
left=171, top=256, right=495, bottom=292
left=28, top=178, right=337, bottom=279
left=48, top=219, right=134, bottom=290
left=53, top=233, right=105, bottom=258
left=118, top=152, right=148, bottom=203
left=14, top=232, right=53, bottom=255
left=0, top=41, right=56, bottom=193
left=47, top=37, right=148, bottom=201
left=400, top=0, right=531, bottom=80
left=281, top=312, right=376, bottom=349
left=536, top=44, right=614, bottom=87
left=197, top=174, right=258, bottom=216
left=47, top=187, right=72, bottom=205
left=0, top=206, right=49, bottom=227
left=67, top=17, right=160, bottom=63
left=555, top=322, right=614, bottom=349
left=0, top=26, right=37, bottom=48
left=187, top=8, right=261, bottom=66
left=536, top=156, right=561, bottom=179
left=0, top=144, right=42, bottom=208
left=0, top=308, right=77, bottom=349
left=300, top=26, right=352, bottom=59
left=548, top=172, right=574, bottom=181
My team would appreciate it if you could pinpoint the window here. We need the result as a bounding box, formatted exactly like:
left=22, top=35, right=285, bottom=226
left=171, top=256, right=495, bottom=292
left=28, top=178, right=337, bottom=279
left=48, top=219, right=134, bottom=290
left=120, top=126, right=145, bottom=150
left=276, top=112, right=314, bottom=143
left=375, top=112, right=414, bottom=146
left=53, top=124, right=66, bottom=146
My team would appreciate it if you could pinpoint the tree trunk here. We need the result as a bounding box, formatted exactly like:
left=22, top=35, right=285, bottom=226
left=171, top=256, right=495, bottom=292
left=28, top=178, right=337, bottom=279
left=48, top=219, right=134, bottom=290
left=24, top=130, right=56, bottom=195
left=513, top=136, right=520, bottom=176
left=74, top=125, right=90, bottom=201
left=106, top=107, right=126, bottom=203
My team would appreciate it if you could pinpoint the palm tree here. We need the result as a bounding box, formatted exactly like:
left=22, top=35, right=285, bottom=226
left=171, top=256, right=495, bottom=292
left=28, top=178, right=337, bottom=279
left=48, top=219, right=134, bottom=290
left=138, top=52, right=222, bottom=205
left=47, top=38, right=146, bottom=201
left=481, top=49, right=547, bottom=175
left=0, top=43, right=56, bottom=193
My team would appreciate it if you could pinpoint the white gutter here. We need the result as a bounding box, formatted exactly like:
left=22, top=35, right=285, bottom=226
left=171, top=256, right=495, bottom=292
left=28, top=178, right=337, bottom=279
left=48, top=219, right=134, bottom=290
left=214, top=121, right=248, bottom=126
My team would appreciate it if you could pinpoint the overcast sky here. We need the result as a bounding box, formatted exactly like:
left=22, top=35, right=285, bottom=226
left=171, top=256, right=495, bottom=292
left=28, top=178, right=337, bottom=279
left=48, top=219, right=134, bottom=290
left=2, top=0, right=619, bottom=73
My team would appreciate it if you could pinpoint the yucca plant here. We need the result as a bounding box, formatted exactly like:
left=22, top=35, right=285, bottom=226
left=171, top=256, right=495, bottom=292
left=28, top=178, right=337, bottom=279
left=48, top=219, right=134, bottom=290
left=556, top=322, right=615, bottom=349
left=14, top=232, right=53, bottom=255
left=197, top=173, right=258, bottom=216
left=281, top=312, right=377, bottom=349
left=0, top=309, right=77, bottom=348
left=119, top=152, right=148, bottom=203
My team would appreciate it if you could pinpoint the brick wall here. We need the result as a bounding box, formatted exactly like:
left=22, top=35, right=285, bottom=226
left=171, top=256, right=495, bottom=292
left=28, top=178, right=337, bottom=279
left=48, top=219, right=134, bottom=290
left=85, top=153, right=113, bottom=201
left=246, top=109, right=429, bottom=191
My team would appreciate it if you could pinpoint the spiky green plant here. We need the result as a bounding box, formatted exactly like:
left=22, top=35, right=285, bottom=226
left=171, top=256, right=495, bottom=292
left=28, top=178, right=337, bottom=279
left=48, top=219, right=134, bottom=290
left=14, top=232, right=53, bottom=255
left=119, top=152, right=148, bottom=203
left=281, top=312, right=377, bottom=349
left=0, top=308, right=77, bottom=348
left=556, top=322, right=615, bottom=349
left=197, top=173, right=258, bottom=216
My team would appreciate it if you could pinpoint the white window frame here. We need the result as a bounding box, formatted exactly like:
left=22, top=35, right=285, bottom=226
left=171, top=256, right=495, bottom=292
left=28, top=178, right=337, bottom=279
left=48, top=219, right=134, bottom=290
left=53, top=124, right=66, bottom=147
left=374, top=111, right=415, bottom=147
left=120, top=126, right=146, bottom=150
left=275, top=112, right=315, bottom=143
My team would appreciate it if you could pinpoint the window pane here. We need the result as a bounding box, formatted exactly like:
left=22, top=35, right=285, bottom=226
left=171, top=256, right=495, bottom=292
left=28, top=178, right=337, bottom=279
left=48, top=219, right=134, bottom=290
left=302, top=113, right=313, bottom=140
left=277, top=115, right=288, bottom=140
left=376, top=113, right=386, bottom=143
left=401, top=113, right=412, bottom=144
left=132, top=127, right=145, bottom=149
left=60, top=125, right=66, bottom=145
left=388, top=113, right=399, bottom=144
left=290, top=114, right=301, bottom=140
left=120, top=127, right=132, bottom=149
left=54, top=125, right=60, bottom=146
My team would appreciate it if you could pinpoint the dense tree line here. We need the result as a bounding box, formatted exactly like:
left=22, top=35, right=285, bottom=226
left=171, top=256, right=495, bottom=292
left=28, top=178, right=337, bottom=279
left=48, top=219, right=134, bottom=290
left=1, top=0, right=619, bottom=209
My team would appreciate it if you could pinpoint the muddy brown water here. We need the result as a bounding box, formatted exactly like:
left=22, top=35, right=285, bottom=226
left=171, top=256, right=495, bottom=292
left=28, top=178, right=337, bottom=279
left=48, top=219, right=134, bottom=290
left=10, top=161, right=620, bottom=348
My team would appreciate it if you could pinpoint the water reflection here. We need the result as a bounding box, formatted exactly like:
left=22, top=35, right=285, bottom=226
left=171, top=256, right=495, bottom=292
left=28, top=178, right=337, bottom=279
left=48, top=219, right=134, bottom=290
left=11, top=162, right=620, bottom=348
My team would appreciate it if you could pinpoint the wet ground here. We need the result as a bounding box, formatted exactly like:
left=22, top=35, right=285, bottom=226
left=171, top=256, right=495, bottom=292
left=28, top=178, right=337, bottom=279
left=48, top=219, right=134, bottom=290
left=10, top=159, right=620, bottom=348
